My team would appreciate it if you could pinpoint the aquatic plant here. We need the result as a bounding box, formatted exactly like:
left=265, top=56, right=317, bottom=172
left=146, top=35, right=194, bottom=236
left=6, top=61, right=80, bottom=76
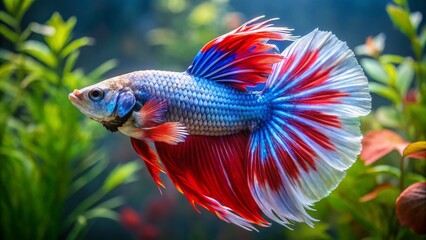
left=147, top=0, right=240, bottom=69
left=358, top=0, right=425, bottom=237
left=0, top=0, right=140, bottom=239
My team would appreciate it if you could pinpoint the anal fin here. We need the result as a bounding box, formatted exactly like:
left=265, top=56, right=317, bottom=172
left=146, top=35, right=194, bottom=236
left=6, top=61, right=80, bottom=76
left=144, top=122, right=188, bottom=144
left=130, top=138, right=165, bottom=189
left=155, top=134, right=268, bottom=230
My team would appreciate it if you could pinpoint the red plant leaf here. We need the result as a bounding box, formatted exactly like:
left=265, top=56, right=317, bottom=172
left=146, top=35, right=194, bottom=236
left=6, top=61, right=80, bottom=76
left=359, top=183, right=393, bottom=202
left=403, top=89, right=418, bottom=103
left=396, top=182, right=426, bottom=234
left=361, top=130, right=408, bottom=165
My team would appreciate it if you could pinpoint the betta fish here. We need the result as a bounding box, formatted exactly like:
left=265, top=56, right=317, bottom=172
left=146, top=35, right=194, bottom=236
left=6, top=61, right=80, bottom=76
left=69, top=17, right=371, bottom=230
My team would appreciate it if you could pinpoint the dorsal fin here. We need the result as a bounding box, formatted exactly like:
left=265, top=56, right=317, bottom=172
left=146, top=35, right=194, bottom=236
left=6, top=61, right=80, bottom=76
left=187, top=16, right=295, bottom=91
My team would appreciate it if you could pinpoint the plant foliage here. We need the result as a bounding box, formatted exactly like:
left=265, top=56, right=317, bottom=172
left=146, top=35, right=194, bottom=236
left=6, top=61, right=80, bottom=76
left=0, top=0, right=140, bottom=239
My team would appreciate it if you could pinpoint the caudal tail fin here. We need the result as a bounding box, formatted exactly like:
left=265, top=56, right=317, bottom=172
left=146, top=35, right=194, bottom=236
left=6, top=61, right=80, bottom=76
left=248, top=30, right=371, bottom=226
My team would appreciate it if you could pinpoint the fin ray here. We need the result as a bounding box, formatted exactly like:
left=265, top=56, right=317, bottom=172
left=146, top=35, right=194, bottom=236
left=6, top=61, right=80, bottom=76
left=130, top=138, right=165, bottom=189
left=138, top=99, right=167, bottom=127
left=155, top=134, right=269, bottom=230
left=144, top=122, right=188, bottom=144
left=187, top=17, right=294, bottom=91
left=248, top=29, right=371, bottom=226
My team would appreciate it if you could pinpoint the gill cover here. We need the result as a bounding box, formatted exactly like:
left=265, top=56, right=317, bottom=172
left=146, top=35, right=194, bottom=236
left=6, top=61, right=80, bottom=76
left=117, top=91, right=136, bottom=118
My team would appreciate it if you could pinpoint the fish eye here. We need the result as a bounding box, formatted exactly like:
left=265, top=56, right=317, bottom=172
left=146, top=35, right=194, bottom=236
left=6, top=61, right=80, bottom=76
left=88, top=88, right=104, bottom=102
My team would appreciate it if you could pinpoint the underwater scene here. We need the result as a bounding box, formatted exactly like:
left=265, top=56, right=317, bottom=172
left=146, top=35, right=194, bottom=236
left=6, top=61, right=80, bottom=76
left=1, top=0, right=425, bottom=239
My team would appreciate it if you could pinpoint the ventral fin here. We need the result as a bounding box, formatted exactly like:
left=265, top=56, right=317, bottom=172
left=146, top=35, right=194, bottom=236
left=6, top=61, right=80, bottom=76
left=144, top=122, right=188, bottom=144
left=130, top=138, right=165, bottom=189
left=155, top=134, right=268, bottom=230
left=187, top=16, right=295, bottom=91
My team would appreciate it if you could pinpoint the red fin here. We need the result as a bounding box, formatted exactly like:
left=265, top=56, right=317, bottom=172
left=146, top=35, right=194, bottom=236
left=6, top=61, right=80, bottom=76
left=187, top=17, right=294, bottom=91
left=155, top=134, right=268, bottom=230
left=144, top=122, right=188, bottom=144
left=138, top=99, right=167, bottom=127
left=130, top=138, right=165, bottom=189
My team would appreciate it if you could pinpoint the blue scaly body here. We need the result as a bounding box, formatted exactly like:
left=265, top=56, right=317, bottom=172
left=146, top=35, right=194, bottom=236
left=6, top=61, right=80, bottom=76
left=128, top=70, right=268, bottom=136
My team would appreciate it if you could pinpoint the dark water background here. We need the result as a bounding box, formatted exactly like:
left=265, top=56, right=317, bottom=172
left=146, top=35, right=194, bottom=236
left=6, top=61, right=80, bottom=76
left=12, top=0, right=426, bottom=239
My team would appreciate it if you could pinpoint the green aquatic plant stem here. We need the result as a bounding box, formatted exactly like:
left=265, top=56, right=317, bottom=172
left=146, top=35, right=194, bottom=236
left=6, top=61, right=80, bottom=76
left=399, top=156, right=405, bottom=193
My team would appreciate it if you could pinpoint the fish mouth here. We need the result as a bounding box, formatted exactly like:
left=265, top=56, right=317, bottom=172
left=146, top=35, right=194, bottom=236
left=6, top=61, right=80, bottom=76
left=69, top=89, right=83, bottom=104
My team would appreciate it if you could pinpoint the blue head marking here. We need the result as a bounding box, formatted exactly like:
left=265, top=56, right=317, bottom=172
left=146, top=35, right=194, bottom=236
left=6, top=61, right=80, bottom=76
left=116, top=91, right=136, bottom=118
left=106, top=92, right=119, bottom=114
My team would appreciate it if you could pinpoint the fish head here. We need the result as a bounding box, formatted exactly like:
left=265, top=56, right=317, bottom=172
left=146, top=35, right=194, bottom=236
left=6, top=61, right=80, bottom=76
left=69, top=76, right=137, bottom=131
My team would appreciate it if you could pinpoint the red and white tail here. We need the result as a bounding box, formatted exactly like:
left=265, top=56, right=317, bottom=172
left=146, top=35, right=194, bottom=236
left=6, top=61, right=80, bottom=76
left=248, top=29, right=371, bottom=226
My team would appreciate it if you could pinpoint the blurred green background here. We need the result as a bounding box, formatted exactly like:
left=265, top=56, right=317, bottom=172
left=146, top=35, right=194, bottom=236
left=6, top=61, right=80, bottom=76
left=1, top=0, right=425, bottom=240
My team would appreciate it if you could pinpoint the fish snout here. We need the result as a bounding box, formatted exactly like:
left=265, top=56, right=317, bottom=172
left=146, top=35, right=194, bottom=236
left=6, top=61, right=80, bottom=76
left=69, top=89, right=83, bottom=103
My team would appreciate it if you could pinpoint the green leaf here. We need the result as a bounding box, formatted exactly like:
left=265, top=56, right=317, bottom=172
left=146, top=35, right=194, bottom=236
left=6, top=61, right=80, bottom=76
left=396, top=59, right=414, bottom=97
left=66, top=215, right=87, bottom=240
left=61, top=37, right=93, bottom=58
left=0, top=11, right=17, bottom=29
left=361, top=58, right=388, bottom=84
left=19, top=74, right=40, bottom=88
left=409, top=12, right=422, bottom=31
left=84, top=208, right=118, bottom=221
left=393, top=0, right=407, bottom=7
left=19, top=40, right=57, bottom=67
left=364, top=165, right=401, bottom=178
left=368, top=82, right=400, bottom=104
left=96, top=196, right=125, bottom=210
left=0, top=79, right=20, bottom=94
left=407, top=104, right=426, bottom=137
left=380, top=54, right=405, bottom=64
left=383, top=63, right=397, bottom=86
left=3, top=0, right=18, bottom=14
left=387, top=5, right=415, bottom=38
left=0, top=63, right=15, bottom=77
left=420, top=26, right=426, bottom=48
left=16, top=0, right=35, bottom=20
left=102, top=161, right=140, bottom=192
left=375, top=106, right=402, bottom=128
left=70, top=157, right=108, bottom=194
left=63, top=50, right=79, bottom=76
left=0, top=24, right=18, bottom=42
left=403, top=141, right=426, bottom=158
left=288, top=222, right=332, bottom=240
left=406, top=172, right=426, bottom=183
left=30, top=22, right=55, bottom=36
left=45, top=13, right=76, bottom=53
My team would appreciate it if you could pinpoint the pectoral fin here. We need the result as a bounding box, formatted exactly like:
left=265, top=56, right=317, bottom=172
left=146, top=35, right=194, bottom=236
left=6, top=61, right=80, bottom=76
left=134, top=98, right=168, bottom=127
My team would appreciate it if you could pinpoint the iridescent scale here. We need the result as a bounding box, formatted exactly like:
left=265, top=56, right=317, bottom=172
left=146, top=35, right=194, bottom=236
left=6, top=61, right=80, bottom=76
left=128, top=70, right=268, bottom=136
